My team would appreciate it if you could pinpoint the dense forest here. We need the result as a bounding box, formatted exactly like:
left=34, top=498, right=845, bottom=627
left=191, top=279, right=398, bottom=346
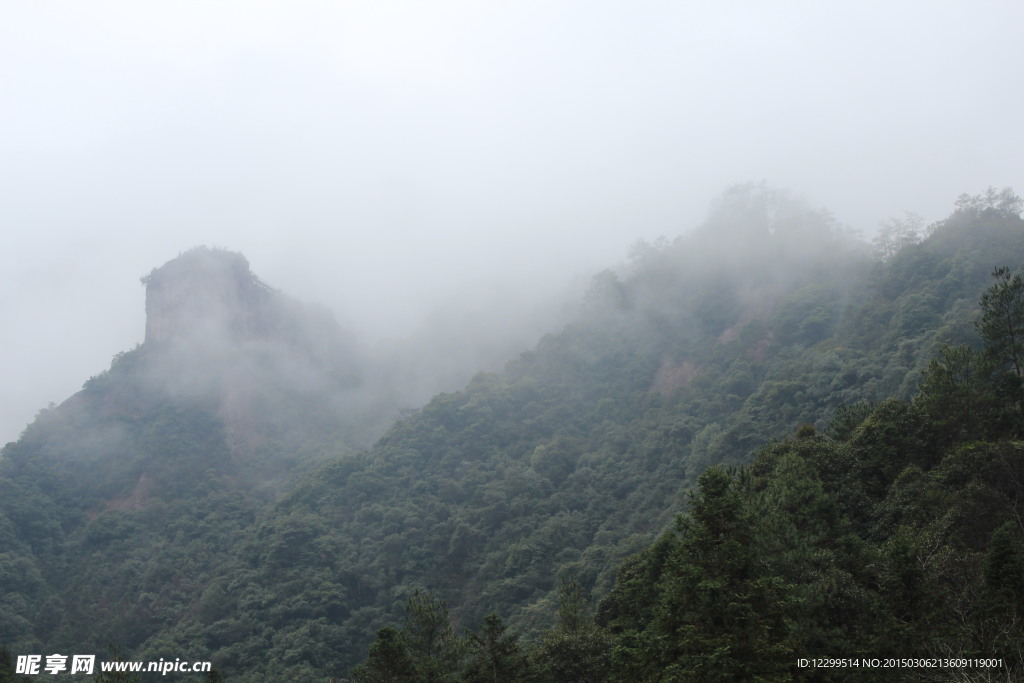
left=2, top=186, right=1023, bottom=681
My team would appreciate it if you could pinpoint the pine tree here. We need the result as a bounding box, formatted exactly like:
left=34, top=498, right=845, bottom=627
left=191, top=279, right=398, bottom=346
left=915, top=345, right=992, bottom=444
left=976, top=267, right=1024, bottom=431
left=528, top=578, right=613, bottom=682
left=0, top=648, right=26, bottom=683
left=350, top=627, right=413, bottom=683
left=650, top=466, right=794, bottom=681
left=983, top=522, right=1024, bottom=615
left=462, top=614, right=527, bottom=683
left=401, top=591, right=463, bottom=682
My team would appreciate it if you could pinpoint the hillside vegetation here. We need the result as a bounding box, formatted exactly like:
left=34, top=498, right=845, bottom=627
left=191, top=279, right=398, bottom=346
left=2, top=186, right=1023, bottom=681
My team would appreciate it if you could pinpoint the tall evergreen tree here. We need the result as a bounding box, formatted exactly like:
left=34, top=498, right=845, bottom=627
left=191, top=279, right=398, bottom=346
left=462, top=614, right=527, bottom=683
left=0, top=648, right=27, bottom=683
left=402, top=590, right=464, bottom=682
left=528, top=578, right=613, bottom=683
left=976, top=266, right=1024, bottom=431
left=983, top=522, right=1024, bottom=616
left=350, top=627, right=414, bottom=683
left=915, top=344, right=992, bottom=444
left=649, top=466, right=795, bottom=681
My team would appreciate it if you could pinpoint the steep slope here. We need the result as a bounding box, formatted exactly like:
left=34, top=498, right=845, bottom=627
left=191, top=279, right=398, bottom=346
left=2, top=189, right=1022, bottom=681
left=0, top=247, right=382, bottom=657
left=595, top=263, right=1024, bottom=680
left=175, top=189, right=1023, bottom=679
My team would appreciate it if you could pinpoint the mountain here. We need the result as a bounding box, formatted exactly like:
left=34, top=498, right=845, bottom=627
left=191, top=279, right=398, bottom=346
left=0, top=247, right=391, bottom=666
left=2, top=187, right=1023, bottom=680
left=230, top=188, right=1024, bottom=679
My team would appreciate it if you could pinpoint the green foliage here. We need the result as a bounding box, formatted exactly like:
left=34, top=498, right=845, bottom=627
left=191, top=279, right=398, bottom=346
left=583, top=264, right=1024, bottom=675
left=352, top=594, right=532, bottom=682
left=527, top=578, right=613, bottom=682
left=954, top=186, right=1023, bottom=218
left=915, top=344, right=995, bottom=444
left=463, top=614, right=528, bottom=683
left=652, top=467, right=795, bottom=679
left=401, top=591, right=463, bottom=681
left=95, top=645, right=142, bottom=683
left=983, top=522, right=1024, bottom=614
left=771, top=283, right=841, bottom=346
left=827, top=400, right=874, bottom=440
left=977, top=266, right=1024, bottom=427
left=350, top=627, right=414, bottom=683
left=693, top=282, right=741, bottom=336
left=873, top=211, right=925, bottom=261
left=553, top=577, right=589, bottom=636
left=3, top=188, right=1024, bottom=680
left=0, top=648, right=30, bottom=683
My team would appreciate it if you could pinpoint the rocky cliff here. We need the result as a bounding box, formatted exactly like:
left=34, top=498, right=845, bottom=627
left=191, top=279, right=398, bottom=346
left=142, top=247, right=272, bottom=345
left=136, top=247, right=367, bottom=457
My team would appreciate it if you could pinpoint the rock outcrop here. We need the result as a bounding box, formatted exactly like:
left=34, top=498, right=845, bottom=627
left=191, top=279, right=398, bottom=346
left=137, top=247, right=364, bottom=457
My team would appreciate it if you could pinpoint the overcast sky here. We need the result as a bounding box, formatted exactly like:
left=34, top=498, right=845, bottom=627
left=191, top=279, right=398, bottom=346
left=2, top=0, right=1023, bottom=445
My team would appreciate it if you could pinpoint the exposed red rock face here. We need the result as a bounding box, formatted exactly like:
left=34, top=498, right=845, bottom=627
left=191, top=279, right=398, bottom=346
left=650, top=359, right=698, bottom=395
left=106, top=473, right=152, bottom=511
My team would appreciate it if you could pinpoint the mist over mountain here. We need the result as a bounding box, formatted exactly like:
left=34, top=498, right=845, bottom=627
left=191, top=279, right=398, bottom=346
left=5, top=3, right=1024, bottom=679
left=5, top=2, right=1023, bottom=454
left=3, top=186, right=1023, bottom=680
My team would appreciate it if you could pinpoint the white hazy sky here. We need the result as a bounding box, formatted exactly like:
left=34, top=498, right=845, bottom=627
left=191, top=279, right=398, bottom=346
left=2, top=0, right=1023, bottom=445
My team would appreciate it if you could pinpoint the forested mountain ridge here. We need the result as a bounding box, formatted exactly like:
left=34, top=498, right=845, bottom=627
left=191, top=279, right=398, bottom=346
left=590, top=265, right=1024, bottom=680
left=0, top=247, right=393, bottom=671
left=1, top=187, right=1023, bottom=681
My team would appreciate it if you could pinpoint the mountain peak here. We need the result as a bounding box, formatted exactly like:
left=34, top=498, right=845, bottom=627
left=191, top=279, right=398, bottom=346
left=141, top=246, right=275, bottom=346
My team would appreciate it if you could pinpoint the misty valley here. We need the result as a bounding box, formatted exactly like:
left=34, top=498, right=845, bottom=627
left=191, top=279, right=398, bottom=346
left=3, top=186, right=1024, bottom=681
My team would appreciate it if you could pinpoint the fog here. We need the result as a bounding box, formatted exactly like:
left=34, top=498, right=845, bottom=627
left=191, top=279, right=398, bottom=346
left=2, top=1, right=1023, bottom=446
